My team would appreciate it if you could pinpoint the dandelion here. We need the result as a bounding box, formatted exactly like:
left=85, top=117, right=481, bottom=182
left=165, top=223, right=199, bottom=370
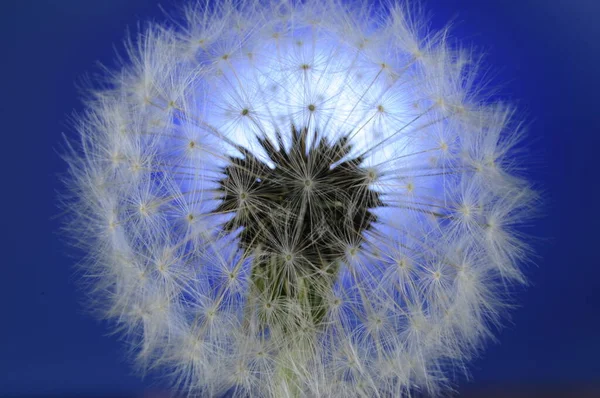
left=62, top=0, right=536, bottom=396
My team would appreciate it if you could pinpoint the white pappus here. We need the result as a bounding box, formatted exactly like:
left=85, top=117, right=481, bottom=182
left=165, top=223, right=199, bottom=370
left=61, top=0, right=536, bottom=397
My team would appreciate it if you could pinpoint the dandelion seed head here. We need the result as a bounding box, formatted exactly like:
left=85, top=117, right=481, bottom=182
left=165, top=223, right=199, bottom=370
left=62, top=0, right=536, bottom=396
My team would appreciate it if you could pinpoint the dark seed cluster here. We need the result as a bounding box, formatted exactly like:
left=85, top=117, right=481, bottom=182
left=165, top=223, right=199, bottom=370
left=215, top=126, right=383, bottom=326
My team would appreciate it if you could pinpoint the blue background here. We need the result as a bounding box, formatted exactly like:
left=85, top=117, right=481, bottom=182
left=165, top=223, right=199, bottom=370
left=2, top=0, right=599, bottom=396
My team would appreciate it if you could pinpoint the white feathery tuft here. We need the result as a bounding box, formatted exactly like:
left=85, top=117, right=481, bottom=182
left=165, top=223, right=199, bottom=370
left=61, top=0, right=536, bottom=396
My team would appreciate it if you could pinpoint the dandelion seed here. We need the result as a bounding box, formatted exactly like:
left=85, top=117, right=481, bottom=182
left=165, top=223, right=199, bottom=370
left=62, top=0, right=536, bottom=397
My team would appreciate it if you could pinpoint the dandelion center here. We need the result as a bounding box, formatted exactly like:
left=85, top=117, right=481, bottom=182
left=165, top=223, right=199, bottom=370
left=216, top=125, right=382, bottom=326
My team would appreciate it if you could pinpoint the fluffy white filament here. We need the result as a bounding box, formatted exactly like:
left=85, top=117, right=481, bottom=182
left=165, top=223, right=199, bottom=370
left=62, top=0, right=535, bottom=396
